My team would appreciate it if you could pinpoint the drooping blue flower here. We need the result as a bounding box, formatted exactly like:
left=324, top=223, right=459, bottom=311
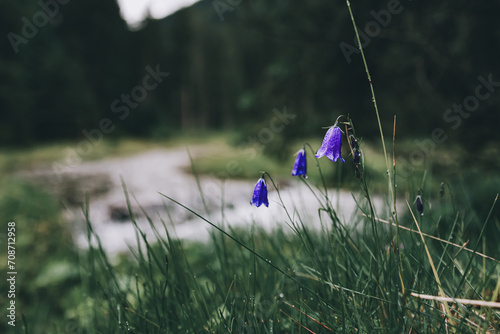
left=315, top=126, right=345, bottom=162
left=292, top=147, right=307, bottom=178
left=251, top=174, right=269, bottom=207
left=416, top=193, right=424, bottom=216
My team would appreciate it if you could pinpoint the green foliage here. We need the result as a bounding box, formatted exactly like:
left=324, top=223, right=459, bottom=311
left=54, top=179, right=499, bottom=333
left=0, top=139, right=498, bottom=333
left=0, top=177, right=80, bottom=334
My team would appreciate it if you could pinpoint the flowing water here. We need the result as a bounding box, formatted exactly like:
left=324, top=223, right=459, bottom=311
left=25, top=147, right=391, bottom=256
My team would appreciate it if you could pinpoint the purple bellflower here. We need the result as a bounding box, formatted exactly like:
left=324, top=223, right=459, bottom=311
left=292, top=147, right=307, bottom=178
left=416, top=192, right=424, bottom=216
left=251, top=174, right=269, bottom=207
left=315, top=126, right=345, bottom=162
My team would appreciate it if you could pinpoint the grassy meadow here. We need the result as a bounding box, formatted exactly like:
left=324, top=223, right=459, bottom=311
left=1, top=2, right=500, bottom=333
left=0, top=128, right=498, bottom=333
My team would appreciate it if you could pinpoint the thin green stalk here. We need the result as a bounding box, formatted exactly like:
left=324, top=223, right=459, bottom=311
left=345, top=2, right=398, bottom=328
left=304, top=142, right=329, bottom=200
left=406, top=200, right=454, bottom=323
left=345, top=0, right=398, bottom=226
left=342, top=120, right=380, bottom=252
left=345, top=1, right=390, bottom=175
left=187, top=148, right=211, bottom=219
left=344, top=4, right=384, bottom=256
left=392, top=116, right=401, bottom=245
left=436, top=212, right=460, bottom=273
left=454, top=194, right=498, bottom=298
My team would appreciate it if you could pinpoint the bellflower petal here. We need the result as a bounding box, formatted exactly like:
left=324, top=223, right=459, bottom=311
left=251, top=176, right=269, bottom=207
left=315, top=127, right=334, bottom=159
left=292, top=148, right=307, bottom=178
left=315, top=126, right=344, bottom=162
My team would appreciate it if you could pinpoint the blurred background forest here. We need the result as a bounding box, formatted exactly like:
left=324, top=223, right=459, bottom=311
left=1, top=0, right=499, bottom=154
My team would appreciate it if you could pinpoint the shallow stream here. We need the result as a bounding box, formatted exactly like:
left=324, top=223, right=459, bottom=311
left=25, top=147, right=390, bottom=256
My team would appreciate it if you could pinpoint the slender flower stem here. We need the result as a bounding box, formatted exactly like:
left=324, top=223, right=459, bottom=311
left=296, top=143, right=327, bottom=206
left=345, top=1, right=405, bottom=268
left=345, top=2, right=402, bottom=326
left=392, top=116, right=403, bottom=273
left=345, top=1, right=395, bottom=205
left=407, top=200, right=453, bottom=321
left=305, top=142, right=329, bottom=199
left=262, top=172, right=302, bottom=232
left=441, top=181, right=457, bottom=212
left=334, top=114, right=345, bottom=127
